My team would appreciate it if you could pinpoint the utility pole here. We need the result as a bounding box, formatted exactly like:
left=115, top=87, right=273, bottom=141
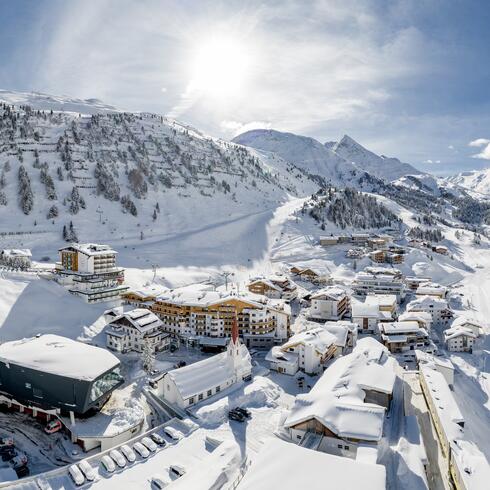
left=96, top=205, right=103, bottom=223
left=151, top=263, right=159, bottom=283
left=219, top=271, right=234, bottom=291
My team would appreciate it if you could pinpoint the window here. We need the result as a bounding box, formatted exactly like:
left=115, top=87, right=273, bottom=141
left=207, top=389, right=212, bottom=396
left=188, top=397, right=194, bottom=405
left=198, top=393, right=203, bottom=401
left=337, top=444, right=342, bottom=449
left=33, top=388, right=43, bottom=399
left=25, top=383, right=31, bottom=389
left=216, top=386, right=221, bottom=393
left=89, top=366, right=123, bottom=402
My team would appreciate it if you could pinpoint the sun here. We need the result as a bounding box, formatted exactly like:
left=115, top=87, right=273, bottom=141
left=189, top=36, right=251, bottom=98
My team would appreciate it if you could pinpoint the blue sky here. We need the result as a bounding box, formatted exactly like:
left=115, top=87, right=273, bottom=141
left=1, top=0, right=489, bottom=175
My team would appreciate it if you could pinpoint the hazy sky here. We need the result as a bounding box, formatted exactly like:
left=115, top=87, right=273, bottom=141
left=1, top=0, right=489, bottom=175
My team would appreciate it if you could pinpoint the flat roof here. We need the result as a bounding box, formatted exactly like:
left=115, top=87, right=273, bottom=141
left=238, top=438, right=386, bottom=490
left=0, top=335, right=120, bottom=381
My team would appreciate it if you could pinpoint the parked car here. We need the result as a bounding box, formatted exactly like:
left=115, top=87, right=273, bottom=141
left=1, top=447, right=16, bottom=461
left=109, top=449, right=126, bottom=468
left=68, top=465, right=85, bottom=486
left=234, top=407, right=251, bottom=418
left=101, top=455, right=115, bottom=473
left=44, top=420, right=62, bottom=434
left=150, top=433, right=167, bottom=447
left=78, top=460, right=96, bottom=481
left=133, top=442, right=150, bottom=458
left=169, top=464, right=186, bottom=478
left=163, top=427, right=183, bottom=441
left=35, top=477, right=53, bottom=490
left=151, top=473, right=170, bottom=489
left=10, top=452, right=28, bottom=469
left=15, top=465, right=30, bottom=478
left=228, top=410, right=246, bottom=422
left=141, top=437, right=157, bottom=452
left=0, top=437, right=14, bottom=448
left=120, top=444, right=136, bottom=463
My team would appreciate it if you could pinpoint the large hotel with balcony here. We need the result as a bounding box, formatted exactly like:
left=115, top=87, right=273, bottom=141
left=55, top=243, right=128, bottom=303
left=139, top=286, right=291, bottom=348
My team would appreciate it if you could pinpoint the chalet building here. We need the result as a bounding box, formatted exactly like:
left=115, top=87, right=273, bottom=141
left=443, top=326, right=477, bottom=352
left=406, top=296, right=453, bottom=328
left=55, top=243, right=128, bottom=303
left=352, top=268, right=405, bottom=302
left=150, top=286, right=290, bottom=348
left=379, top=321, right=433, bottom=354
left=398, top=311, right=432, bottom=332
left=0, top=335, right=123, bottom=417
left=433, top=245, right=448, bottom=255
left=157, top=317, right=251, bottom=409
left=415, top=282, right=447, bottom=299
left=284, top=338, right=396, bottom=459
left=323, top=320, right=358, bottom=351
left=265, top=327, right=339, bottom=375
left=290, top=266, right=329, bottom=284
left=450, top=317, right=483, bottom=337
left=366, top=294, right=397, bottom=321
left=0, top=249, right=32, bottom=269
left=405, top=276, right=432, bottom=291
left=351, top=300, right=379, bottom=334
left=247, top=275, right=298, bottom=301
left=308, top=287, right=350, bottom=321
left=105, top=308, right=171, bottom=354
left=368, top=250, right=403, bottom=264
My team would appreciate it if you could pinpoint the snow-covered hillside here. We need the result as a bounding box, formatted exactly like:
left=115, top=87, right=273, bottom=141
left=443, top=168, right=490, bottom=198
left=233, top=129, right=423, bottom=184
left=0, top=92, right=319, bottom=259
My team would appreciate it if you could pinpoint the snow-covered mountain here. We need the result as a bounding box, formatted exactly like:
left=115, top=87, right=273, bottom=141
left=332, top=134, right=423, bottom=182
left=443, top=168, right=490, bottom=198
left=233, top=129, right=423, bottom=184
left=0, top=92, right=319, bottom=251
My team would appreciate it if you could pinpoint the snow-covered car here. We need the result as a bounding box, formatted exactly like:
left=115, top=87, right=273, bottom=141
left=163, top=427, right=183, bottom=441
left=44, top=420, right=62, bottom=434
left=35, top=476, right=53, bottom=490
left=101, top=455, right=116, bottom=473
left=150, top=433, right=167, bottom=447
left=120, top=444, right=136, bottom=463
left=10, top=452, right=28, bottom=469
left=78, top=460, right=96, bottom=481
left=133, top=442, right=150, bottom=458
left=151, top=473, right=170, bottom=489
left=0, top=437, right=14, bottom=448
left=141, top=436, right=157, bottom=452
left=68, top=465, right=85, bottom=486
left=109, top=449, right=126, bottom=468
left=169, top=464, right=186, bottom=478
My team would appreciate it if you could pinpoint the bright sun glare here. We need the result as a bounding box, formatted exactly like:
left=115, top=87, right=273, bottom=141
left=190, top=37, right=250, bottom=98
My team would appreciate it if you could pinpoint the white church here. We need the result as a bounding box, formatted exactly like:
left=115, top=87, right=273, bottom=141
left=157, top=316, right=252, bottom=409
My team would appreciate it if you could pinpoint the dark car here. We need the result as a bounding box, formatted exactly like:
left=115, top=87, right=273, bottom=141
left=234, top=407, right=251, bottom=418
left=150, top=433, right=167, bottom=447
left=228, top=410, right=246, bottom=422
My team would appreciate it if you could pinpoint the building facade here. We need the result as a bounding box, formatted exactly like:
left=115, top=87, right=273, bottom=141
left=308, top=287, right=350, bottom=321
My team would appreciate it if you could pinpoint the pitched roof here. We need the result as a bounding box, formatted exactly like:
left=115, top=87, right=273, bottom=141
left=109, top=308, right=163, bottom=333
left=281, top=327, right=337, bottom=355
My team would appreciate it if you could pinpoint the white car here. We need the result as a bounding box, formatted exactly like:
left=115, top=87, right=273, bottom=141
left=68, top=465, right=85, bottom=486
left=78, top=460, right=96, bottom=481
left=109, top=449, right=126, bottom=468
left=101, top=455, right=115, bottom=473
left=35, top=477, right=53, bottom=490
left=120, top=444, right=136, bottom=463
left=133, top=442, right=150, bottom=458
left=151, top=473, right=170, bottom=489
left=163, top=427, right=183, bottom=441
left=141, top=436, right=157, bottom=452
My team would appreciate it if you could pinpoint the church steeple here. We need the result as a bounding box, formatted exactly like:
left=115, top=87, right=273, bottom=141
left=231, top=312, right=239, bottom=345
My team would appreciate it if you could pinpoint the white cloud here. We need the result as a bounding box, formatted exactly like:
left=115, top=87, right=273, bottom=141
left=423, top=159, right=441, bottom=164
left=448, top=144, right=454, bottom=150
left=468, top=138, right=490, bottom=160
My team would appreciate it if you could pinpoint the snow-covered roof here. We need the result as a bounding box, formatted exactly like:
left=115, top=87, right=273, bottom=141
left=450, top=440, right=490, bottom=490
left=366, top=294, right=397, bottom=308
left=355, top=272, right=403, bottom=283
left=109, top=308, right=163, bottom=333
left=265, top=346, right=298, bottom=366
left=238, top=438, right=386, bottom=490
left=407, top=295, right=449, bottom=311
left=420, top=365, right=464, bottom=442
left=351, top=300, right=379, bottom=318
left=416, top=282, right=447, bottom=295
left=59, top=243, right=117, bottom=256
left=248, top=278, right=282, bottom=291
left=0, top=248, right=32, bottom=257
left=444, top=326, right=478, bottom=341
left=364, top=266, right=403, bottom=277
left=415, top=350, right=454, bottom=371
left=125, top=285, right=168, bottom=299
left=398, top=311, right=432, bottom=325
left=285, top=338, right=396, bottom=441
left=380, top=321, right=423, bottom=335
left=0, top=334, right=120, bottom=381
left=281, top=327, right=337, bottom=355
left=310, top=286, right=347, bottom=301
left=166, top=344, right=251, bottom=400
left=451, top=316, right=483, bottom=331
left=322, top=322, right=350, bottom=348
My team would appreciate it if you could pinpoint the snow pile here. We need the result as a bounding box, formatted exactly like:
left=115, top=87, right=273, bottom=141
left=194, top=376, right=283, bottom=426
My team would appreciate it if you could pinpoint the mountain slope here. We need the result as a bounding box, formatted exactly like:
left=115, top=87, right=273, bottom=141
left=0, top=92, right=319, bottom=260
left=443, top=169, right=490, bottom=198
left=332, top=134, right=423, bottom=182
